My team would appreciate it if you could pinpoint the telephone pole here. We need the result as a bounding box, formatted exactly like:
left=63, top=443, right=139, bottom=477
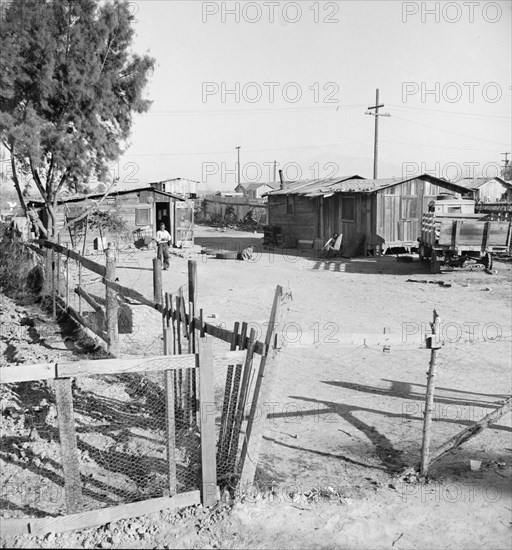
left=501, top=152, right=510, bottom=179
left=365, top=89, right=391, bottom=179
left=235, top=146, right=241, bottom=184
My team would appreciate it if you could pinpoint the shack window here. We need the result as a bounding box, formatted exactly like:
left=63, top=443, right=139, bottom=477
left=286, top=195, right=295, bottom=215
left=401, top=197, right=418, bottom=219
left=135, top=206, right=151, bottom=226
left=341, top=197, right=355, bottom=221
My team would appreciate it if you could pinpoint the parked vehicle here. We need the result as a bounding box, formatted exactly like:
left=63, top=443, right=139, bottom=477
left=418, top=195, right=512, bottom=273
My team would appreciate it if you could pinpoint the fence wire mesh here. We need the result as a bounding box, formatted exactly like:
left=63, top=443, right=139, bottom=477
left=0, top=368, right=201, bottom=518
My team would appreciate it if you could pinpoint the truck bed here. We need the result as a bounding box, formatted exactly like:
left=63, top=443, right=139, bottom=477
left=421, top=213, right=512, bottom=250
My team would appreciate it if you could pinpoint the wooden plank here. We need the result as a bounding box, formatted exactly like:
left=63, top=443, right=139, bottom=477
left=229, top=328, right=257, bottom=472
left=429, top=397, right=512, bottom=466
left=198, top=320, right=266, bottom=356
left=239, top=286, right=291, bottom=488
left=218, top=323, right=239, bottom=465
left=102, top=278, right=164, bottom=312
left=58, top=354, right=196, bottom=378
left=31, top=239, right=107, bottom=277
left=54, top=378, right=83, bottom=513
left=163, top=327, right=177, bottom=496
left=0, top=490, right=202, bottom=536
left=153, top=258, right=162, bottom=305
left=197, top=336, right=217, bottom=507
left=0, top=363, right=58, bottom=384
left=74, top=286, right=104, bottom=313
left=66, top=302, right=108, bottom=343
left=451, top=221, right=461, bottom=248
left=226, top=322, right=248, bottom=468
left=24, top=243, right=45, bottom=257
left=105, top=243, right=119, bottom=356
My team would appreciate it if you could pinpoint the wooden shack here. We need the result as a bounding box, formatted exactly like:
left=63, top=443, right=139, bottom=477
left=454, top=177, right=512, bottom=203
left=266, top=174, right=471, bottom=255
left=28, top=186, right=190, bottom=247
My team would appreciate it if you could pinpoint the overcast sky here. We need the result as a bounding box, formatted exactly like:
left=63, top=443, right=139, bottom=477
left=116, top=0, right=511, bottom=191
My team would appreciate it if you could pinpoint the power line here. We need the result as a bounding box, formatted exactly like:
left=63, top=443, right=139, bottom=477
left=390, top=104, right=511, bottom=121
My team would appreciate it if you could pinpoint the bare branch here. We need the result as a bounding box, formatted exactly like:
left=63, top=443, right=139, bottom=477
left=58, top=178, right=118, bottom=237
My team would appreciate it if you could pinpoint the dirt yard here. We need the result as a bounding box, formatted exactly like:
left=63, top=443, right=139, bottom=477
left=1, top=225, right=511, bottom=549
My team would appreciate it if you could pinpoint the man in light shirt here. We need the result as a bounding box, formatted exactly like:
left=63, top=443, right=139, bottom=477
left=155, top=223, right=171, bottom=270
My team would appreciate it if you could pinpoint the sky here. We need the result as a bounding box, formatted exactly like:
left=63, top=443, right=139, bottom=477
left=72, top=0, right=512, bottom=191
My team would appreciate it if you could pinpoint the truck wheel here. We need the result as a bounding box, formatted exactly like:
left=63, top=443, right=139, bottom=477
left=483, top=252, right=493, bottom=271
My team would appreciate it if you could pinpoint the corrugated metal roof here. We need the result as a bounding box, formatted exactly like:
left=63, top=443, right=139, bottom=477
left=455, top=177, right=511, bottom=190
left=28, top=186, right=185, bottom=206
left=267, top=174, right=471, bottom=197
left=267, top=175, right=365, bottom=197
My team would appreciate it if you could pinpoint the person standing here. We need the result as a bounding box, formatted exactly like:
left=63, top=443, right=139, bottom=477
left=155, top=223, right=171, bottom=270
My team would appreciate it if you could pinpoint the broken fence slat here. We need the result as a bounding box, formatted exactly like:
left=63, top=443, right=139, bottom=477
left=0, top=490, right=201, bottom=536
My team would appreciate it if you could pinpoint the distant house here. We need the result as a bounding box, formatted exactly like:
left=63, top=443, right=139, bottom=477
left=266, top=174, right=471, bottom=255
left=149, top=177, right=199, bottom=199
left=28, top=186, right=192, bottom=247
left=454, top=177, right=512, bottom=203
left=234, top=182, right=280, bottom=199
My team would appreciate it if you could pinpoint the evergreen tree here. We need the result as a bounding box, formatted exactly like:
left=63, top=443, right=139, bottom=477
left=0, top=0, right=154, bottom=238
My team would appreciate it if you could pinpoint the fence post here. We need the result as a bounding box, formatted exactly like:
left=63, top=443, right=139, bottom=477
left=55, top=378, right=84, bottom=514
left=43, top=247, right=52, bottom=297
left=65, top=244, right=70, bottom=311
left=198, top=334, right=217, bottom=507
left=51, top=245, right=56, bottom=318
left=153, top=258, right=162, bottom=306
left=420, top=310, right=442, bottom=477
left=163, top=326, right=177, bottom=496
left=105, top=242, right=119, bottom=356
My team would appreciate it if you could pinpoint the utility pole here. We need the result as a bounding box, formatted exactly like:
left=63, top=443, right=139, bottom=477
left=365, top=89, right=391, bottom=179
left=273, top=160, right=277, bottom=184
left=235, top=146, right=241, bottom=185
left=501, top=152, right=510, bottom=179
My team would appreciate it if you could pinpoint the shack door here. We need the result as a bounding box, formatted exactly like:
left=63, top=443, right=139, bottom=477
left=398, top=195, right=420, bottom=242
left=383, top=195, right=400, bottom=242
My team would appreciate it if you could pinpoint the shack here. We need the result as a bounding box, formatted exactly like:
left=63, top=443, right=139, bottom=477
left=28, top=186, right=191, bottom=248
left=266, top=174, right=471, bottom=255
left=454, top=177, right=512, bottom=203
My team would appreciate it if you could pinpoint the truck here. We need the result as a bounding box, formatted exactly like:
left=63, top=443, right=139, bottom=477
left=418, top=195, right=512, bottom=274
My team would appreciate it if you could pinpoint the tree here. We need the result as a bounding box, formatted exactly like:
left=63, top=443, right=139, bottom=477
left=0, top=0, right=154, bottom=239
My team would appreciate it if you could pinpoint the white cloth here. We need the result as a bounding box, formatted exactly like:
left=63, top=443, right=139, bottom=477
left=156, top=229, right=171, bottom=244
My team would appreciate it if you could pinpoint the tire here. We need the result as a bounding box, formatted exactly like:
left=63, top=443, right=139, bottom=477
left=216, top=252, right=238, bottom=260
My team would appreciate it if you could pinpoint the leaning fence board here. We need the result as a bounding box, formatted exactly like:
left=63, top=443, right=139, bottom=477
left=54, top=378, right=84, bottom=514
left=74, top=286, right=104, bottom=313
left=429, top=396, right=512, bottom=466
left=0, top=490, right=201, bottom=536
left=30, top=240, right=107, bottom=277
left=239, top=286, right=291, bottom=488
left=65, top=302, right=108, bottom=343
left=102, top=278, right=163, bottom=312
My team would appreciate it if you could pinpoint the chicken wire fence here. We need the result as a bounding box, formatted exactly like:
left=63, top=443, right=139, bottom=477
left=0, top=367, right=201, bottom=517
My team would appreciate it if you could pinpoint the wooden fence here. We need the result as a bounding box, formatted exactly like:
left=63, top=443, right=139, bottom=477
left=2, top=239, right=291, bottom=535
left=199, top=195, right=268, bottom=225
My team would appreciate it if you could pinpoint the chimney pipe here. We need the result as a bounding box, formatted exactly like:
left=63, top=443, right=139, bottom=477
left=279, top=169, right=284, bottom=189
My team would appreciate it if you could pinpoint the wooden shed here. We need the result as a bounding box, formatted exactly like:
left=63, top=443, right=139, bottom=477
left=266, top=174, right=471, bottom=255
left=454, top=177, right=512, bottom=203
left=28, top=186, right=190, bottom=247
